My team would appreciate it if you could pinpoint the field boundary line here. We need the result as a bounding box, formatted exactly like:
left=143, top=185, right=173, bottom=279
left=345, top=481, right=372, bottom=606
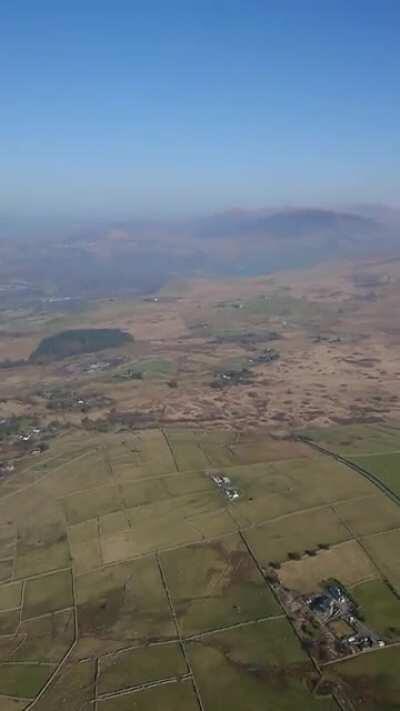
left=102, top=446, right=132, bottom=533
left=321, top=639, right=400, bottom=667
left=22, top=551, right=81, bottom=709
left=297, top=437, right=400, bottom=507
left=93, top=656, right=100, bottom=711
left=0, top=660, right=54, bottom=667
left=155, top=552, right=205, bottom=711
left=184, top=613, right=285, bottom=641
left=0, top=448, right=99, bottom=503
left=343, top=448, right=400, bottom=458
left=239, top=530, right=350, bottom=710
left=11, top=565, right=72, bottom=585
left=161, top=429, right=180, bottom=472
left=95, top=672, right=192, bottom=702
left=73, top=496, right=375, bottom=581
left=23, top=631, right=78, bottom=710
left=238, top=530, right=325, bottom=666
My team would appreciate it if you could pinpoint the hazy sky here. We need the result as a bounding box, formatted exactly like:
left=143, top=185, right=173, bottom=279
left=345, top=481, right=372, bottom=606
left=1, top=1, right=399, bottom=218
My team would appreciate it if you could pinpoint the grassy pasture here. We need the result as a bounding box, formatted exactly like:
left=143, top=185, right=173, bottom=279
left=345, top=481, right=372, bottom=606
left=0, top=581, right=22, bottom=611
left=0, top=560, right=14, bottom=583
left=162, top=470, right=214, bottom=497
left=244, top=506, right=351, bottom=566
left=224, top=455, right=376, bottom=528
left=122, top=478, right=172, bottom=508
left=2, top=425, right=400, bottom=707
left=262, top=456, right=373, bottom=506
left=99, top=510, right=130, bottom=537
left=186, top=507, right=237, bottom=539
left=278, top=540, right=379, bottom=594
left=301, top=424, right=400, bottom=456
left=351, top=580, right=400, bottom=640
left=165, top=428, right=236, bottom=445
left=166, top=431, right=313, bottom=471
left=75, top=557, right=175, bottom=653
left=63, top=484, right=122, bottom=525
left=241, top=292, right=330, bottom=323
left=229, top=492, right=302, bottom=528
left=0, top=609, right=19, bottom=635
left=98, top=486, right=226, bottom=564
left=188, top=618, right=338, bottom=711
left=199, top=442, right=239, bottom=466
left=333, top=495, right=400, bottom=536
left=126, top=488, right=222, bottom=533
left=0, top=609, right=75, bottom=663
left=216, top=461, right=301, bottom=528
left=69, top=536, right=102, bottom=574
left=167, top=440, right=210, bottom=472
left=161, top=533, right=280, bottom=636
left=351, top=452, right=400, bottom=497
left=188, top=291, right=330, bottom=337
left=119, top=356, right=176, bottom=379
left=0, top=662, right=54, bottom=698
left=41, top=452, right=111, bottom=498
left=119, top=471, right=214, bottom=511
left=32, top=659, right=95, bottom=710
left=98, top=679, right=199, bottom=711
left=98, top=643, right=187, bottom=695
left=100, top=504, right=202, bottom=563
left=0, top=697, right=28, bottom=710
left=274, top=456, right=376, bottom=505
left=22, top=569, right=73, bottom=619
left=362, top=529, right=400, bottom=594
left=68, top=519, right=98, bottom=544
left=68, top=520, right=101, bottom=574
left=15, top=520, right=70, bottom=578
left=105, top=431, right=177, bottom=478
left=130, top=429, right=177, bottom=476
left=326, top=646, right=400, bottom=710
left=108, top=462, right=148, bottom=482
left=164, top=428, right=241, bottom=469
left=0, top=524, right=16, bottom=560
left=231, top=437, right=312, bottom=465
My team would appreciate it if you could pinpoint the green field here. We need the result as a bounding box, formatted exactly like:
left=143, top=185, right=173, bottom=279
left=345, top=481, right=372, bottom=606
left=0, top=425, right=399, bottom=708
left=362, top=529, right=400, bottom=594
left=31, top=660, right=95, bottom=710
left=161, top=534, right=280, bottom=636
left=302, top=423, right=400, bottom=498
left=352, top=452, right=400, bottom=497
left=333, top=495, right=400, bottom=536
left=188, top=618, right=338, bottom=710
left=244, top=506, right=351, bottom=565
left=351, top=580, right=400, bottom=640
left=98, top=680, right=200, bottom=711
left=116, top=356, right=176, bottom=380
left=75, top=557, right=176, bottom=655
left=0, top=663, right=54, bottom=698
left=98, top=643, right=187, bottom=695
left=325, top=646, right=400, bottom=710
left=0, top=609, right=75, bottom=663
left=22, top=569, right=73, bottom=619
left=301, top=423, right=400, bottom=456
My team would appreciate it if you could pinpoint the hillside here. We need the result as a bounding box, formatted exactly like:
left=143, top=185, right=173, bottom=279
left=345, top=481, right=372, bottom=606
left=194, top=208, right=386, bottom=242
left=0, top=207, right=397, bottom=301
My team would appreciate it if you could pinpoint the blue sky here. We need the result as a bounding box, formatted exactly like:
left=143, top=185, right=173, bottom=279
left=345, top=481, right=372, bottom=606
left=1, top=1, right=399, bottom=218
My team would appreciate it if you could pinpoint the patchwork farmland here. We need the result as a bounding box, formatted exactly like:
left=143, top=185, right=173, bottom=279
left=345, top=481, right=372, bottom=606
left=0, top=427, right=400, bottom=709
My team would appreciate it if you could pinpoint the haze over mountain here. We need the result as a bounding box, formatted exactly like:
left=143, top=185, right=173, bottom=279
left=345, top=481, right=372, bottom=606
left=0, top=205, right=398, bottom=301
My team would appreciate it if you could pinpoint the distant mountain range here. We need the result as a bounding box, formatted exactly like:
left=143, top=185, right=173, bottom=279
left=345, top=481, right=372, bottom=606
left=0, top=206, right=398, bottom=300
left=192, top=207, right=387, bottom=243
